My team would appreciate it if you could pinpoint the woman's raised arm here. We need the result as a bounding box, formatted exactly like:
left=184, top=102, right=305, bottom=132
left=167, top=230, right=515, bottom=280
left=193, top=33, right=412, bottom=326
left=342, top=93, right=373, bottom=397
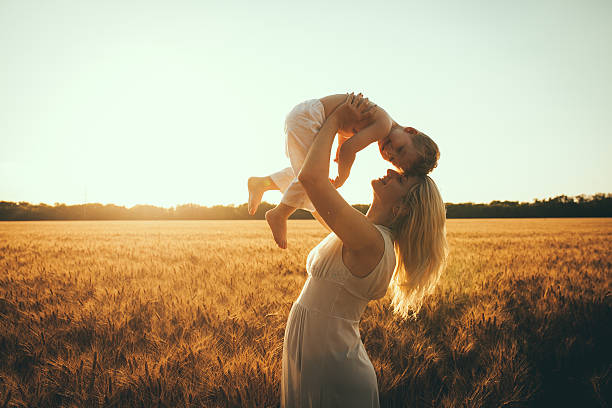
left=298, top=94, right=382, bottom=253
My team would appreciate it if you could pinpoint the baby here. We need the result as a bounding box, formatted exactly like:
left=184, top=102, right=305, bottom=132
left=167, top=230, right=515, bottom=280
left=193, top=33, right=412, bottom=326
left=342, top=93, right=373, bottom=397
left=248, top=93, right=440, bottom=249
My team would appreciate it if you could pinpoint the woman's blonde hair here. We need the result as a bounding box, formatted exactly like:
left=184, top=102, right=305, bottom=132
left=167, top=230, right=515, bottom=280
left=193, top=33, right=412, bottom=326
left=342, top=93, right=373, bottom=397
left=389, top=175, right=448, bottom=320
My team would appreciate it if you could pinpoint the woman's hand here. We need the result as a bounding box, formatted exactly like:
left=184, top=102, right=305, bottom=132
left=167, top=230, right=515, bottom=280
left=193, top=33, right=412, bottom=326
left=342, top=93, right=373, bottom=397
left=334, top=92, right=377, bottom=133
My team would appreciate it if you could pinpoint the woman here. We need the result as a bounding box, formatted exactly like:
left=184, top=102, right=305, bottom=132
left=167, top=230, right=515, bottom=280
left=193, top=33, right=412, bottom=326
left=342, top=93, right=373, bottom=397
left=281, top=94, right=448, bottom=407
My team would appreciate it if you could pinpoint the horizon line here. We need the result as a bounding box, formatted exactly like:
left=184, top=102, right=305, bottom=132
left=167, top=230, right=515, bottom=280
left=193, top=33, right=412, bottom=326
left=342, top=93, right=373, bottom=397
left=2, top=192, right=610, bottom=210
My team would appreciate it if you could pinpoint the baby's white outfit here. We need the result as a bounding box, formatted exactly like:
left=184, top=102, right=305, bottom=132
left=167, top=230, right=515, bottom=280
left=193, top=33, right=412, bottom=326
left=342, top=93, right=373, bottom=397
left=281, top=224, right=396, bottom=407
left=270, top=99, right=326, bottom=212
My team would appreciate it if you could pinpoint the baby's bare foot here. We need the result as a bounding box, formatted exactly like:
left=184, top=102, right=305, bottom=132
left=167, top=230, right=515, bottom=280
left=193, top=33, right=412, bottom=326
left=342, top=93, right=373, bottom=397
left=265, top=207, right=287, bottom=249
left=248, top=177, right=266, bottom=216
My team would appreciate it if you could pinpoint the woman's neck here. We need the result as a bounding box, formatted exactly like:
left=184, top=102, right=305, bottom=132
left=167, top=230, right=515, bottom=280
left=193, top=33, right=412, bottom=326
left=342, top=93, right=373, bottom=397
left=366, top=199, right=394, bottom=228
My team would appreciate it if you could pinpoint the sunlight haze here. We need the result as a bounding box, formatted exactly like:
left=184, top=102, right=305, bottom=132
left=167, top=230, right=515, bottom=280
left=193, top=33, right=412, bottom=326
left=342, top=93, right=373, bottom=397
left=1, top=0, right=611, bottom=208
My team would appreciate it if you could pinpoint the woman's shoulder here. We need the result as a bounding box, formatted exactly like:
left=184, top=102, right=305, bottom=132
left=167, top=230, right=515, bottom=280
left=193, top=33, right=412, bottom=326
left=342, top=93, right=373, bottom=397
left=374, top=224, right=393, bottom=240
left=343, top=225, right=396, bottom=299
left=369, top=224, right=396, bottom=272
left=342, top=224, right=393, bottom=279
left=374, top=225, right=395, bottom=259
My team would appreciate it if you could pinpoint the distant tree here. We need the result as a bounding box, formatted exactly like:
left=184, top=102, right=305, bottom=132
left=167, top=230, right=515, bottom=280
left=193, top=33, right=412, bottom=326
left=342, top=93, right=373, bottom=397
left=0, top=194, right=610, bottom=220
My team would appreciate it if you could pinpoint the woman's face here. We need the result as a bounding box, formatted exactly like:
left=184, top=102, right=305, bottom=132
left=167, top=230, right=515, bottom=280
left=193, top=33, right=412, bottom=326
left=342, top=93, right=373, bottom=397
left=371, top=169, right=419, bottom=206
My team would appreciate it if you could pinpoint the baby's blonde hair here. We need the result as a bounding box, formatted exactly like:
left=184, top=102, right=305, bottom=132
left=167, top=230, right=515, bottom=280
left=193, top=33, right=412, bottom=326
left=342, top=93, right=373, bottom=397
left=411, top=131, right=439, bottom=176
left=389, top=175, right=448, bottom=319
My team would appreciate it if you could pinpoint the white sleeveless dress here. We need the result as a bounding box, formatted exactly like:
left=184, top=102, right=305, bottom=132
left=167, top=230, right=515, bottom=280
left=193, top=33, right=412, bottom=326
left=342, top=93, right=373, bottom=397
left=281, top=225, right=396, bottom=408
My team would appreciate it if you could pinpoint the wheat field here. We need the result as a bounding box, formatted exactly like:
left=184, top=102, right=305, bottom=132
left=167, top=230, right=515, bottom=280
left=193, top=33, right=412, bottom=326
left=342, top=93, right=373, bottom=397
left=0, top=219, right=610, bottom=407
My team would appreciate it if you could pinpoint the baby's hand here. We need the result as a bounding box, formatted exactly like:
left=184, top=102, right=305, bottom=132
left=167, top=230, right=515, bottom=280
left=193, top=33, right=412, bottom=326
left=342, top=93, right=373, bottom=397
left=330, top=174, right=348, bottom=189
left=334, top=133, right=351, bottom=163
left=334, top=145, right=341, bottom=163
left=332, top=145, right=354, bottom=188
left=331, top=161, right=350, bottom=188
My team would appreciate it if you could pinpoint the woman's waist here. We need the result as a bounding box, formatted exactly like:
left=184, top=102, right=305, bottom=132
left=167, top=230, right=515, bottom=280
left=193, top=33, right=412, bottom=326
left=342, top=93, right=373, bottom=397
left=296, top=276, right=369, bottom=322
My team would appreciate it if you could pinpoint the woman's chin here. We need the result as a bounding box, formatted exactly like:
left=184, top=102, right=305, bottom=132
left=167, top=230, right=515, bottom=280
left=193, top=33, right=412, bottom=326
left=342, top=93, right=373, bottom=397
left=371, top=179, right=381, bottom=192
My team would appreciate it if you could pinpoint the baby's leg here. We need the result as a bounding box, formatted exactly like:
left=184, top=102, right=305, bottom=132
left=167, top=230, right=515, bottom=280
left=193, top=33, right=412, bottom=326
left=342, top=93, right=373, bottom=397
left=265, top=203, right=296, bottom=249
left=264, top=99, right=324, bottom=248
left=248, top=176, right=277, bottom=215
left=282, top=99, right=324, bottom=214
left=248, top=168, right=294, bottom=215
left=249, top=168, right=298, bottom=249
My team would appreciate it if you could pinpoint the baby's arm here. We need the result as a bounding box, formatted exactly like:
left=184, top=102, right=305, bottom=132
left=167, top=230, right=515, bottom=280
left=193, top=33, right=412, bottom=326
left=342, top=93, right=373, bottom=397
left=332, top=116, right=393, bottom=188
left=334, top=131, right=353, bottom=163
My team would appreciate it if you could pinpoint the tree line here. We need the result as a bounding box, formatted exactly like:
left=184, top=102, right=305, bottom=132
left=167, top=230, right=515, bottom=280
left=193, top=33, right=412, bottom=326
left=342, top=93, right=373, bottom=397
left=0, top=194, right=610, bottom=221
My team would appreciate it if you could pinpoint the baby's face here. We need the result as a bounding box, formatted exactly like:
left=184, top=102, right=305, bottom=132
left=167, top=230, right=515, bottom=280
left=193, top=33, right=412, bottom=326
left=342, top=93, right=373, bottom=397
left=378, top=127, right=419, bottom=171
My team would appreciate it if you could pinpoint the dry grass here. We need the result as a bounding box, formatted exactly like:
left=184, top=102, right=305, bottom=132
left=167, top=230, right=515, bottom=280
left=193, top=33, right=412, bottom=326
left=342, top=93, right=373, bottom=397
left=0, top=219, right=610, bottom=407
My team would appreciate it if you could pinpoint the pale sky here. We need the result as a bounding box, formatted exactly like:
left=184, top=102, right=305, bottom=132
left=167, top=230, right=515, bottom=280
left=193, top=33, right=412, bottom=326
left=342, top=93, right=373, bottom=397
left=1, top=0, right=611, bottom=208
